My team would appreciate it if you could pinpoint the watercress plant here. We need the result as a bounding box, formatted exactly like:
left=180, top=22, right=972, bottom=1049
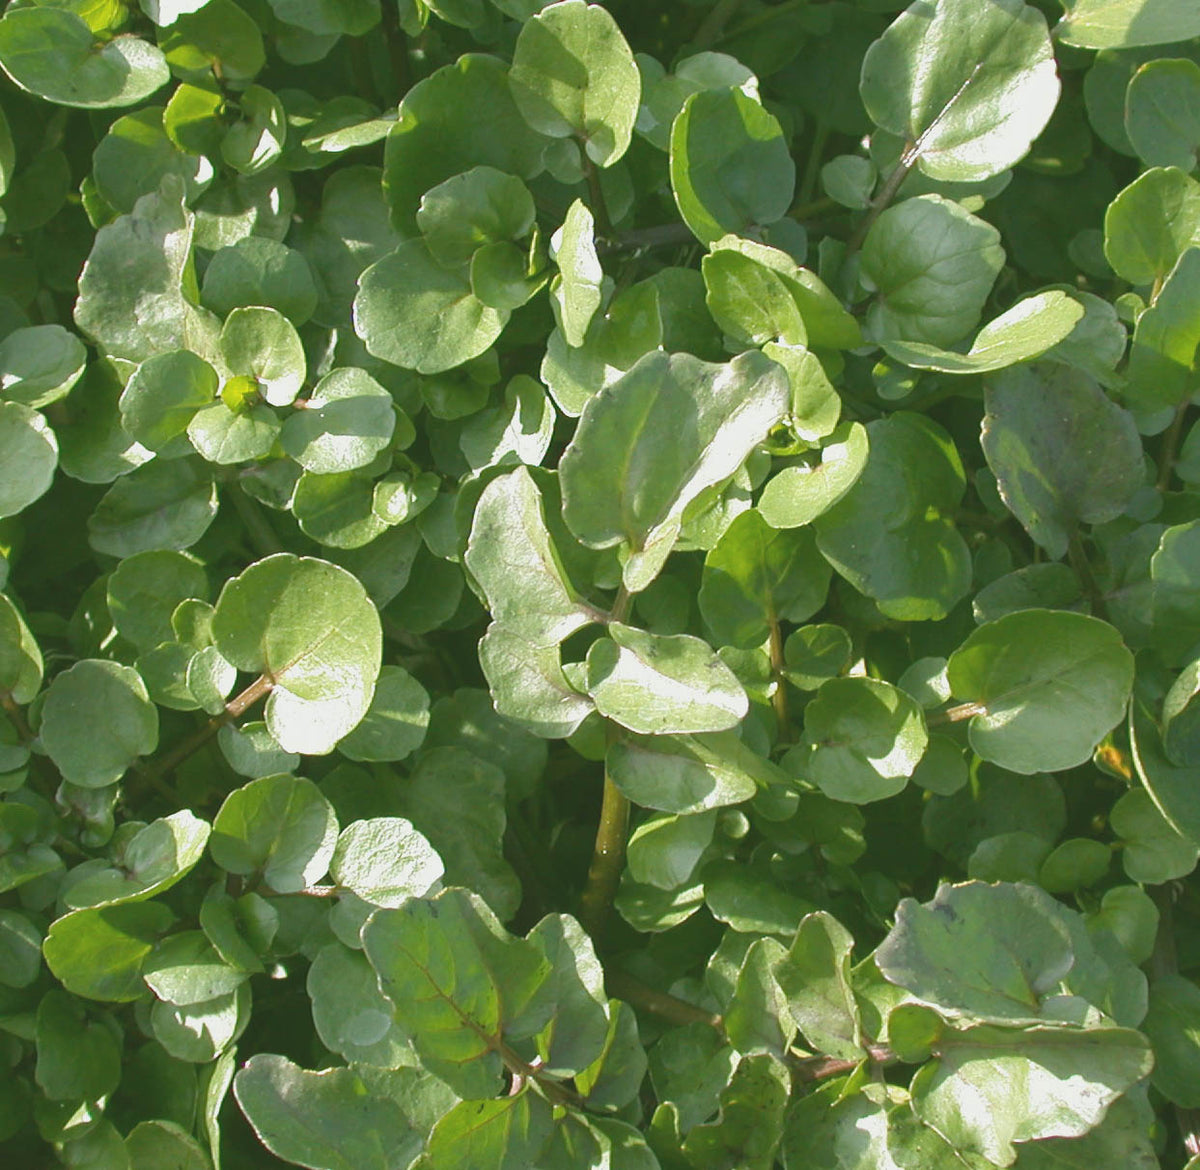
left=2, top=0, right=1200, bottom=1166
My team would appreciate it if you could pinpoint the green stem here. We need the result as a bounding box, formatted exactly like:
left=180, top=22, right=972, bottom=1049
left=1157, top=403, right=1189, bottom=492
left=578, top=759, right=630, bottom=943
left=1067, top=533, right=1109, bottom=622
left=692, top=0, right=745, bottom=49
left=581, top=148, right=615, bottom=239
left=599, top=222, right=696, bottom=255
left=1, top=690, right=34, bottom=745
left=844, top=142, right=918, bottom=258
left=606, top=969, right=724, bottom=1031
left=926, top=700, right=987, bottom=728
left=768, top=612, right=791, bottom=742
left=136, top=672, right=273, bottom=787
left=229, top=482, right=285, bottom=557
left=1150, top=886, right=1200, bottom=1160
left=797, top=123, right=830, bottom=206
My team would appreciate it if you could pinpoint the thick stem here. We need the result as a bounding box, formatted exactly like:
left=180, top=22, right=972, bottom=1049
left=1157, top=403, right=1189, bottom=492
left=578, top=763, right=630, bottom=943
left=606, top=969, right=724, bottom=1031
left=797, top=123, right=830, bottom=206
left=926, top=700, right=987, bottom=727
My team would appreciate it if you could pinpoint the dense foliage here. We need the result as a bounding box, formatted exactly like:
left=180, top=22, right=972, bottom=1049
left=4, top=0, right=1200, bottom=1164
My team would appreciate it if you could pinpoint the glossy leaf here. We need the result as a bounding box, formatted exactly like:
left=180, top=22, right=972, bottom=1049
left=509, top=0, right=639, bottom=168
left=860, top=0, right=1060, bottom=182
left=560, top=350, right=789, bottom=592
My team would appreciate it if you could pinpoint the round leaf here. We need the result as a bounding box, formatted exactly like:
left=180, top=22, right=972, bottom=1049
left=946, top=609, right=1135, bottom=774
left=41, top=660, right=159, bottom=788
left=0, top=402, right=57, bottom=519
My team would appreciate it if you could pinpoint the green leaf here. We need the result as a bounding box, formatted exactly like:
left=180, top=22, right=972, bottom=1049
left=627, top=811, right=717, bottom=889
left=425, top=1091, right=555, bottom=1169
left=1142, top=973, right=1200, bottom=1107
left=211, top=554, right=382, bottom=755
left=0, top=9, right=168, bottom=108
left=108, top=551, right=208, bottom=651
left=88, top=459, right=219, bottom=557
left=946, top=609, right=1134, bottom=774
left=776, top=911, right=862, bottom=1061
left=551, top=200, right=604, bottom=347
left=1056, top=0, right=1200, bottom=49
left=219, top=306, right=306, bottom=408
left=0, top=402, right=57, bottom=519
left=280, top=367, right=395, bottom=474
left=125, top=1121, right=209, bottom=1170
left=881, top=291, right=1085, bottom=374
left=200, top=237, right=317, bottom=326
left=143, top=931, right=247, bottom=1004
left=44, top=901, right=175, bottom=1002
left=1126, top=58, right=1200, bottom=170
left=0, top=324, right=87, bottom=408
left=221, top=84, right=286, bottom=175
left=234, top=1055, right=418, bottom=1170
left=1130, top=697, right=1200, bottom=846
left=981, top=363, right=1144, bottom=559
left=762, top=342, right=842, bottom=441
left=383, top=54, right=547, bottom=231
left=92, top=107, right=213, bottom=215
left=336, top=664, right=430, bottom=762
left=1110, top=788, right=1198, bottom=883
left=459, top=374, right=555, bottom=470
left=41, top=660, right=158, bottom=788
left=876, top=881, right=1076, bottom=1023
left=36, top=991, right=122, bottom=1101
left=118, top=350, right=218, bottom=458
left=401, top=746, right=521, bottom=920
left=758, top=421, right=869, bottom=530
left=802, top=676, right=928, bottom=804
left=478, top=623, right=595, bottom=738
left=417, top=166, right=535, bottom=270
left=860, top=0, right=1060, bottom=182
left=306, top=942, right=415, bottom=1067
left=75, top=178, right=218, bottom=364
left=210, top=775, right=338, bottom=893
left=669, top=88, right=794, bottom=245
left=1103, top=166, right=1200, bottom=286
left=607, top=730, right=781, bottom=813
left=361, top=885, right=551, bottom=1099
left=64, top=810, right=211, bottom=909
left=782, top=623, right=852, bottom=690
left=861, top=194, right=1005, bottom=346
left=560, top=350, right=789, bottom=592
left=187, top=400, right=280, bottom=465
left=681, top=1053, right=789, bottom=1170
left=587, top=622, right=748, bottom=734
left=814, top=412, right=970, bottom=621
left=1126, top=246, right=1200, bottom=417
left=465, top=465, right=600, bottom=645
left=355, top=239, right=507, bottom=375
left=699, top=510, right=831, bottom=649
left=330, top=816, right=443, bottom=906
left=910, top=1018, right=1153, bottom=1166
left=509, top=0, right=639, bottom=168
